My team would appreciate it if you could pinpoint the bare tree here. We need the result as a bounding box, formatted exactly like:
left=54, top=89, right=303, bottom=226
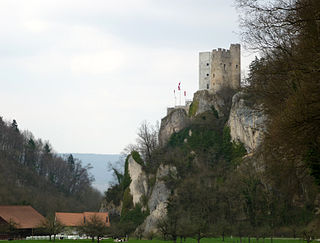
left=78, top=214, right=109, bottom=243
left=38, top=216, right=64, bottom=242
left=236, top=0, right=302, bottom=54
left=136, top=120, right=159, bottom=163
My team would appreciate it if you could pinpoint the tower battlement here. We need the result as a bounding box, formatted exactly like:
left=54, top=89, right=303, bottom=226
left=199, top=44, right=240, bottom=92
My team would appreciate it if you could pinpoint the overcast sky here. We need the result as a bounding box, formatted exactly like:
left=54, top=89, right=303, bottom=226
left=0, top=0, right=255, bottom=154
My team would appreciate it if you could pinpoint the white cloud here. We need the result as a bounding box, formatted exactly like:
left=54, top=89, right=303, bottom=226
left=23, top=19, right=49, bottom=33
left=69, top=50, right=126, bottom=75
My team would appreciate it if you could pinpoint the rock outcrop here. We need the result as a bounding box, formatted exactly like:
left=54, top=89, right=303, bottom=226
left=126, top=154, right=176, bottom=235
left=228, top=92, right=267, bottom=152
left=158, top=108, right=190, bottom=147
left=141, top=165, right=176, bottom=235
left=100, top=201, right=122, bottom=215
left=137, top=90, right=268, bottom=234
left=128, top=155, right=148, bottom=206
left=159, top=89, right=234, bottom=147
left=191, top=89, right=229, bottom=117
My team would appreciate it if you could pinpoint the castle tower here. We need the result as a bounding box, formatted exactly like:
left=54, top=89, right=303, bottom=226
left=199, top=44, right=240, bottom=92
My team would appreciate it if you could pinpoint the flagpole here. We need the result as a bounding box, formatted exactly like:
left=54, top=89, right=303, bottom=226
left=179, top=82, right=181, bottom=106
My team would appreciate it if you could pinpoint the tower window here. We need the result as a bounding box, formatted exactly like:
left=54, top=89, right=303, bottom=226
left=207, top=84, right=209, bottom=89
left=224, top=64, right=226, bottom=70
left=236, top=64, right=238, bottom=69
left=206, top=73, right=209, bottom=77
left=206, top=63, right=209, bottom=66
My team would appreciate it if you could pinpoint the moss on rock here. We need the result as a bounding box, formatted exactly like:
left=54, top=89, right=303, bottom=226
left=188, top=100, right=199, bottom=117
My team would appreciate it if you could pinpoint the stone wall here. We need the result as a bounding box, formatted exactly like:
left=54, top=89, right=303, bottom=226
left=199, top=44, right=241, bottom=93
left=199, top=52, right=212, bottom=90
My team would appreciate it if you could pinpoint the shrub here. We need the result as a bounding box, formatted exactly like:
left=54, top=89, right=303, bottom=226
left=121, top=203, right=149, bottom=227
left=188, top=100, right=199, bottom=117
left=211, top=105, right=219, bottom=119
left=131, top=150, right=144, bottom=166
left=222, top=126, right=246, bottom=165
left=122, top=155, right=132, bottom=191
left=121, top=187, right=133, bottom=216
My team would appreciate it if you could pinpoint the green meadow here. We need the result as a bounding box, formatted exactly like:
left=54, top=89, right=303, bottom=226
left=2, top=238, right=308, bottom=243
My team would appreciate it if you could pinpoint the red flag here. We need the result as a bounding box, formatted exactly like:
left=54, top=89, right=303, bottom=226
left=178, top=82, right=181, bottom=91
left=184, top=91, right=186, bottom=96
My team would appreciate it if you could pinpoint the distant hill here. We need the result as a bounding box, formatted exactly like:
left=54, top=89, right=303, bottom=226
left=60, top=153, right=121, bottom=193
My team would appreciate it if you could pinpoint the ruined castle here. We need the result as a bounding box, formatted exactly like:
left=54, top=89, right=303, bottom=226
left=131, top=43, right=265, bottom=234
left=167, top=44, right=241, bottom=115
left=199, top=44, right=241, bottom=92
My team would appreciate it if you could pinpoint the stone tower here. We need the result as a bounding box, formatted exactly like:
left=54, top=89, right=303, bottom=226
left=199, top=44, right=240, bottom=92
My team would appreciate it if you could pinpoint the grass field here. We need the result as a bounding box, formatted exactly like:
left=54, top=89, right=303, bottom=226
left=1, top=237, right=307, bottom=243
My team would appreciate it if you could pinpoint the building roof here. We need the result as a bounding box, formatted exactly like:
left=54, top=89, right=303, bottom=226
left=55, top=212, right=84, bottom=227
left=55, top=212, right=110, bottom=227
left=0, top=205, right=45, bottom=229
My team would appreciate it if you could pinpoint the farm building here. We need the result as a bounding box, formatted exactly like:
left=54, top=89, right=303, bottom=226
left=0, top=205, right=45, bottom=240
left=55, top=212, right=110, bottom=227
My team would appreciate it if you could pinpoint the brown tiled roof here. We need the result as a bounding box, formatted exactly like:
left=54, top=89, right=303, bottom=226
left=0, top=205, right=45, bottom=229
left=55, top=212, right=110, bottom=227
left=55, top=212, right=84, bottom=227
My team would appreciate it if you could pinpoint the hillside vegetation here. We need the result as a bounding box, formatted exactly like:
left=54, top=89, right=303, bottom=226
left=105, top=101, right=319, bottom=241
left=104, top=0, right=320, bottom=241
left=0, top=117, right=102, bottom=215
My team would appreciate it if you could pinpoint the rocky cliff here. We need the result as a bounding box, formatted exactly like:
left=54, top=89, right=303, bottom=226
left=127, top=155, right=148, bottom=206
left=191, top=89, right=232, bottom=118
left=228, top=92, right=267, bottom=152
left=158, top=88, right=236, bottom=148
left=130, top=90, right=267, bottom=235
left=127, top=156, right=175, bottom=235
left=142, top=165, right=176, bottom=234
left=158, top=89, right=267, bottom=153
left=158, top=108, right=190, bottom=147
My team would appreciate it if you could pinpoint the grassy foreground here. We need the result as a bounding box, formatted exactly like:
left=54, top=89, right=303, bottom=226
left=1, top=238, right=307, bottom=243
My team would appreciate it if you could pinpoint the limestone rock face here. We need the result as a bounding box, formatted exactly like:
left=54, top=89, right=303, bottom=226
left=192, top=90, right=225, bottom=117
left=128, top=155, right=148, bottom=206
left=142, top=202, right=167, bottom=234
left=228, top=92, right=267, bottom=152
left=142, top=164, right=176, bottom=234
left=191, top=89, right=235, bottom=118
left=158, top=108, right=190, bottom=147
left=100, top=201, right=121, bottom=216
left=148, top=165, right=175, bottom=212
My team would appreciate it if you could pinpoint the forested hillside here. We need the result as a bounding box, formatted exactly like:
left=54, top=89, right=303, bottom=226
left=238, top=0, right=320, bottom=186
left=0, top=117, right=102, bottom=216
